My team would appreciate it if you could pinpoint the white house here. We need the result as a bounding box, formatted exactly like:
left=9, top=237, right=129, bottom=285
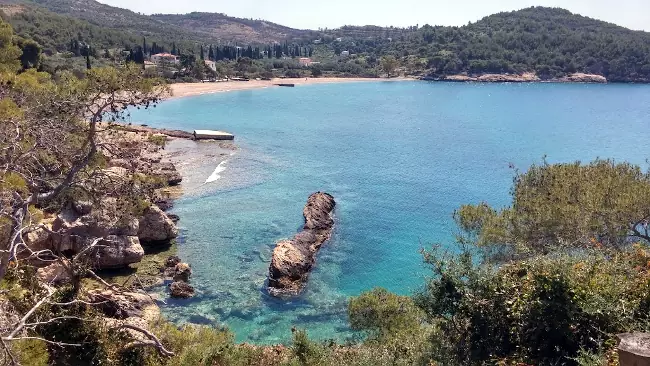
left=204, top=60, right=217, bottom=71
left=340, top=51, right=350, bottom=58
left=151, top=53, right=180, bottom=65
left=299, top=58, right=314, bottom=67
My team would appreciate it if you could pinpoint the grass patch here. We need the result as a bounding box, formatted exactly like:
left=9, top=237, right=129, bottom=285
left=88, top=240, right=178, bottom=290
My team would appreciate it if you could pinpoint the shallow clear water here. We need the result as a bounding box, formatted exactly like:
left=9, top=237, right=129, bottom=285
left=129, top=81, right=650, bottom=343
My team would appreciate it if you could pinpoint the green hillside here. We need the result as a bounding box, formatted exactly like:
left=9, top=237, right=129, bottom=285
left=312, top=7, right=650, bottom=81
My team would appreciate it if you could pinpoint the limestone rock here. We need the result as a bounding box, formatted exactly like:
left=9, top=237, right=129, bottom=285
left=36, top=261, right=71, bottom=285
left=138, top=205, right=178, bottom=243
left=93, top=236, right=144, bottom=269
left=169, top=281, right=195, bottom=298
left=87, top=289, right=158, bottom=320
left=165, top=255, right=181, bottom=268
left=268, top=192, right=335, bottom=297
left=153, top=162, right=182, bottom=186
left=172, top=263, right=192, bottom=282
left=618, top=333, right=650, bottom=366
left=24, top=225, right=53, bottom=252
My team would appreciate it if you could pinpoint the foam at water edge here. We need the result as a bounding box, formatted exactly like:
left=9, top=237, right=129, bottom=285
left=205, top=160, right=228, bottom=183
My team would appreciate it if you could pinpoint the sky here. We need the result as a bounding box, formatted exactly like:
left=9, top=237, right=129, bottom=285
left=97, top=0, right=650, bottom=31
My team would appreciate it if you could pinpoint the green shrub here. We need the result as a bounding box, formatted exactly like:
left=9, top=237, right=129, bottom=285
left=148, top=134, right=167, bottom=148
left=10, top=338, right=49, bottom=366
left=415, top=244, right=650, bottom=365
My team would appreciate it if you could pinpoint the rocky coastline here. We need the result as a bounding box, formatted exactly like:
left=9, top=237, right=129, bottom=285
left=24, top=124, right=202, bottom=304
left=268, top=192, right=336, bottom=297
left=421, top=72, right=608, bottom=83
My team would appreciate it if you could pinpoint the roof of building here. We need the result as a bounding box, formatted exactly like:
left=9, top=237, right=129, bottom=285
left=152, top=53, right=177, bottom=57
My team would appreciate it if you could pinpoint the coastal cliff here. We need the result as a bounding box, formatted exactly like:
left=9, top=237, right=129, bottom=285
left=268, top=192, right=336, bottom=297
left=23, top=127, right=183, bottom=270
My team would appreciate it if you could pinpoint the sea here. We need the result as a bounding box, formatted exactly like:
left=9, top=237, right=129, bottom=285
left=128, top=81, right=650, bottom=343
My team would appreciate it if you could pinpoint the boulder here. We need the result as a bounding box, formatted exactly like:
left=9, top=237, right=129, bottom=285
left=36, top=261, right=71, bottom=285
left=169, top=281, right=195, bottom=298
left=618, top=333, right=650, bottom=366
left=93, top=236, right=144, bottom=269
left=152, top=162, right=182, bottom=186
left=24, top=225, right=53, bottom=252
left=87, top=289, right=157, bottom=320
left=138, top=205, right=178, bottom=243
left=165, top=255, right=181, bottom=268
left=268, top=192, right=335, bottom=297
left=172, top=263, right=192, bottom=282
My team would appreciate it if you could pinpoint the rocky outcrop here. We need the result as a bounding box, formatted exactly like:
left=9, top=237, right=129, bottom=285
left=36, top=260, right=71, bottom=285
left=617, top=333, right=650, bottom=366
left=138, top=205, right=179, bottom=243
left=267, top=192, right=335, bottom=297
left=427, top=72, right=607, bottom=84
left=87, top=289, right=158, bottom=319
left=559, top=73, right=607, bottom=83
left=93, top=236, right=145, bottom=269
left=169, top=281, right=195, bottom=298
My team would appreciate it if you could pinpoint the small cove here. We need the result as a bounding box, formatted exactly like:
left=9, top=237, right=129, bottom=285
left=130, top=81, right=650, bottom=343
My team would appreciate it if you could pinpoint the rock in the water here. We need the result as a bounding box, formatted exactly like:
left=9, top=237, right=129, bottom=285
left=169, top=281, right=195, bottom=298
left=172, top=263, right=192, bottom=282
left=165, top=255, right=181, bottom=268
left=36, top=261, right=71, bottom=285
left=167, top=214, right=180, bottom=223
left=138, top=205, right=178, bottom=243
left=268, top=192, right=335, bottom=297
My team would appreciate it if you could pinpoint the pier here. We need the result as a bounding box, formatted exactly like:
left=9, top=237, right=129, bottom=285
left=193, top=130, right=235, bottom=140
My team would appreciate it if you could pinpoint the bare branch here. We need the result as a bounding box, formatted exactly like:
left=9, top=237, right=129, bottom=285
left=115, top=324, right=174, bottom=357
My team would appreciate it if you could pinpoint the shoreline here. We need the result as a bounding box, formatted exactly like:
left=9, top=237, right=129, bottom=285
left=169, top=77, right=411, bottom=99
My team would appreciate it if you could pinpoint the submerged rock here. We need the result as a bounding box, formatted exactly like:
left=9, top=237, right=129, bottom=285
left=267, top=192, right=335, bottom=297
left=172, top=263, right=192, bottom=282
left=169, top=281, right=195, bottom=299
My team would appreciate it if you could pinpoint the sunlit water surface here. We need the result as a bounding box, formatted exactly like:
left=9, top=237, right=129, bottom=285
left=129, top=81, right=650, bottom=343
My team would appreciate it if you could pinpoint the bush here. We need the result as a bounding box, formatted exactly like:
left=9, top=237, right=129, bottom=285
left=415, top=244, right=650, bottom=365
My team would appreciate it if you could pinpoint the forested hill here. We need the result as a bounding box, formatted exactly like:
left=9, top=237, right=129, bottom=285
left=0, top=0, right=309, bottom=45
left=1, top=2, right=650, bottom=82
left=150, top=13, right=310, bottom=44
left=372, top=7, right=650, bottom=81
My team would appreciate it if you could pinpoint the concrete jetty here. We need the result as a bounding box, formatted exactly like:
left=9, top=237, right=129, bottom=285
left=193, top=130, right=235, bottom=141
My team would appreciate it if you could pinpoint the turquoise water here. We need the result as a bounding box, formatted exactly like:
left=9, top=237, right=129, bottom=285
left=129, top=81, right=650, bottom=343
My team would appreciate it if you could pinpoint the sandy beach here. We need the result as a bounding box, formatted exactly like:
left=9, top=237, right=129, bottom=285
left=169, top=77, right=409, bottom=98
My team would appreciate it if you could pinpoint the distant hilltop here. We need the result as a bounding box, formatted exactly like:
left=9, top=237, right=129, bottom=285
left=2, top=1, right=650, bottom=82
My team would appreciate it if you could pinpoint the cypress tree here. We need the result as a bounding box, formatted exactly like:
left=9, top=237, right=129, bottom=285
left=200, top=45, right=204, bottom=60
left=86, top=46, right=91, bottom=69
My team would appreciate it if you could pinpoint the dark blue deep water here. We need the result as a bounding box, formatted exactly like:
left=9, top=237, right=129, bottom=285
left=129, top=81, right=650, bottom=343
